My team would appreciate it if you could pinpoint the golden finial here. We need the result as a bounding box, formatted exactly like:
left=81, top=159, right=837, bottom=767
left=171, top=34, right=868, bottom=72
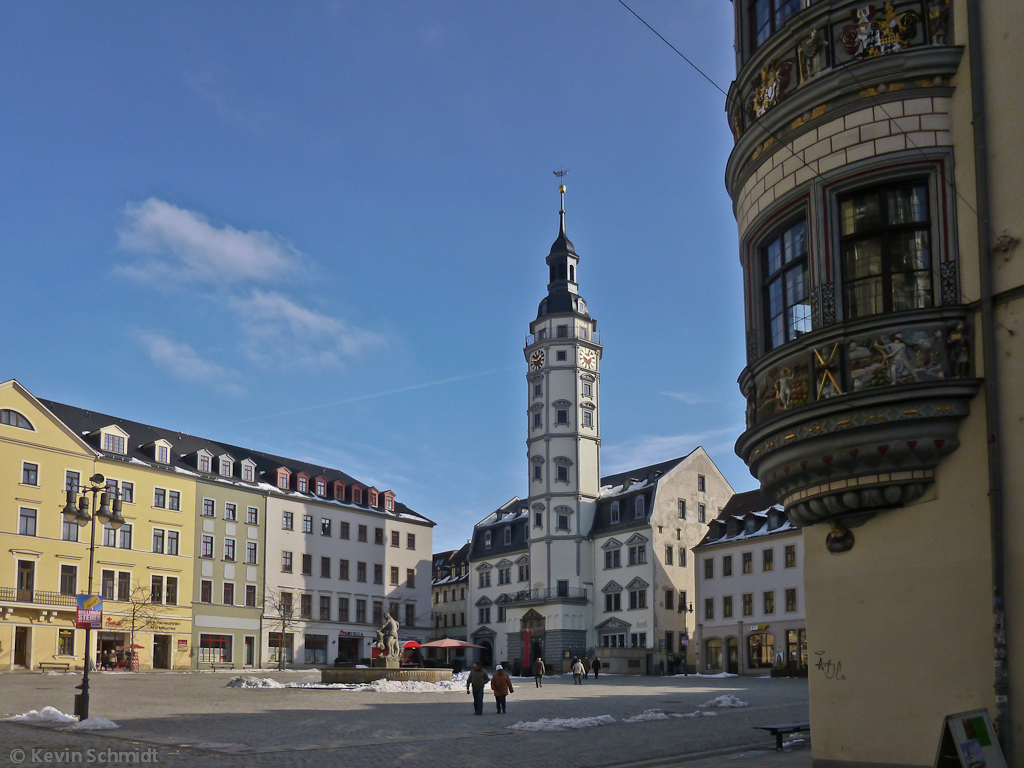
left=558, top=184, right=566, bottom=194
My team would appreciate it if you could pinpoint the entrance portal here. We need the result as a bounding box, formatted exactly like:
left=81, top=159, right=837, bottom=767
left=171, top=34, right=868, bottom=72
left=153, top=635, right=171, bottom=669
left=522, top=609, right=546, bottom=669
left=14, top=626, right=29, bottom=668
left=727, top=637, right=739, bottom=674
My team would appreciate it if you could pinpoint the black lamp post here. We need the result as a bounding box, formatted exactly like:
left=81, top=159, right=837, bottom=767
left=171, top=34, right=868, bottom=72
left=62, top=473, right=126, bottom=721
left=678, top=601, right=694, bottom=676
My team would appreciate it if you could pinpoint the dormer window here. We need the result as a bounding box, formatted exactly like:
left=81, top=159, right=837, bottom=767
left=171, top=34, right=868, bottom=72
left=153, top=440, right=172, bottom=464
left=219, top=456, right=234, bottom=477
left=611, top=501, right=620, bottom=524
left=504, top=527, right=512, bottom=545
left=333, top=481, right=346, bottom=501
left=100, top=427, right=129, bottom=455
left=368, top=488, right=379, bottom=508
left=241, top=460, right=255, bottom=483
left=297, top=475, right=308, bottom=493
left=352, top=486, right=363, bottom=505
left=484, top=531, right=492, bottom=548
left=634, top=496, right=645, bottom=519
left=197, top=450, right=212, bottom=473
left=384, top=492, right=395, bottom=512
left=315, top=477, right=327, bottom=496
left=277, top=469, right=291, bottom=489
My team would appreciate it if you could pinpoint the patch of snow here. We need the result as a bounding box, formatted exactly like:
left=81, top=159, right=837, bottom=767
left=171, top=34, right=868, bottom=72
left=623, top=709, right=671, bottom=723
left=674, top=710, right=718, bottom=718
left=3, top=707, right=77, bottom=724
left=226, top=676, right=285, bottom=688
left=173, top=466, right=200, bottom=476
left=689, top=672, right=739, bottom=678
left=700, top=694, right=749, bottom=708
left=68, top=717, right=119, bottom=731
left=285, top=682, right=354, bottom=689
left=507, top=715, right=616, bottom=732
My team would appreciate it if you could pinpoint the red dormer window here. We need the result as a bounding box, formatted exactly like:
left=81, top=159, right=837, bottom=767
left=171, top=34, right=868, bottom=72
left=368, top=488, right=379, bottom=508
left=243, top=463, right=254, bottom=482
left=199, top=455, right=211, bottom=473
left=315, top=477, right=327, bottom=496
left=220, top=459, right=232, bottom=476
left=297, top=476, right=308, bottom=493
left=333, top=481, right=346, bottom=501
left=277, top=469, right=291, bottom=489
left=351, top=485, right=364, bottom=505
left=383, top=491, right=395, bottom=512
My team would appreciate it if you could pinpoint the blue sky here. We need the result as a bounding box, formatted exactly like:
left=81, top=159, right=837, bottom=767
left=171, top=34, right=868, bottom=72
left=0, top=1, right=754, bottom=550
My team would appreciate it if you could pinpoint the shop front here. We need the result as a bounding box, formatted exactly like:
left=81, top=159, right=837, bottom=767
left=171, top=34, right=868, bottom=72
left=336, top=631, right=362, bottom=664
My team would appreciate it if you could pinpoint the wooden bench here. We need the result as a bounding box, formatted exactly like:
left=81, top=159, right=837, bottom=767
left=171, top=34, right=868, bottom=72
left=38, top=661, right=71, bottom=673
left=208, top=662, right=234, bottom=671
left=753, top=721, right=810, bottom=750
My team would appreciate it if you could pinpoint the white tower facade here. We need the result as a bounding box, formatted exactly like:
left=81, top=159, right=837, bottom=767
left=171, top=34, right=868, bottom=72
left=518, top=185, right=602, bottom=659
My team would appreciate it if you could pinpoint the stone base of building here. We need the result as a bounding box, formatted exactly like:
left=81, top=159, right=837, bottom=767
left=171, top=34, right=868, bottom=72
left=320, top=667, right=453, bottom=685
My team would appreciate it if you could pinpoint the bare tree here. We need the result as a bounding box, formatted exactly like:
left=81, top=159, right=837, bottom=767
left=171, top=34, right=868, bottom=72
left=124, top=583, right=165, bottom=670
left=263, top=588, right=299, bottom=670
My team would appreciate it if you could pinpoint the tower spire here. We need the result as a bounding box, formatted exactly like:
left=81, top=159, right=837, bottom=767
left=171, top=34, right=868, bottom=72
left=553, top=168, right=570, bottom=236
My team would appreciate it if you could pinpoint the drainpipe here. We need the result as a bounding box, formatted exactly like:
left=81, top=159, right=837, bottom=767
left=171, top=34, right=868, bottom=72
left=965, top=0, right=1010, bottom=758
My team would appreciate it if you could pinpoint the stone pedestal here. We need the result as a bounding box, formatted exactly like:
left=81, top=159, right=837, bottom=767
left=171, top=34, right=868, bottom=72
left=371, top=657, right=399, bottom=669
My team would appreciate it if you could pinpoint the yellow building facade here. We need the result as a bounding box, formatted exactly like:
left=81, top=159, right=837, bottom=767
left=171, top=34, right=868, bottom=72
left=1, top=381, right=195, bottom=670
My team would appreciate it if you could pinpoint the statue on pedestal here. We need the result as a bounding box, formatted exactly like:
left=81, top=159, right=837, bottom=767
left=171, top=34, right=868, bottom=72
left=373, top=613, right=401, bottom=665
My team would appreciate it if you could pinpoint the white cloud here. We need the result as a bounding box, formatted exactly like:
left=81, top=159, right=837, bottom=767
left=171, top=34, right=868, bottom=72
left=138, top=332, right=244, bottom=396
left=117, top=198, right=303, bottom=283
left=228, top=289, right=386, bottom=367
left=602, top=426, right=743, bottom=474
left=661, top=391, right=716, bottom=405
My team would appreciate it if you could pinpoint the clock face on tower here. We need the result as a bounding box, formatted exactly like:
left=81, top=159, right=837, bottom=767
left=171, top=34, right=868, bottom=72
left=578, top=350, right=596, bottom=370
left=530, top=350, right=545, bottom=370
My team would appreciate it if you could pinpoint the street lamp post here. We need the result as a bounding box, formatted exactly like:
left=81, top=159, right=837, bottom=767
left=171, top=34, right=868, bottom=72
left=62, top=473, right=125, bottom=722
left=678, top=601, right=694, bottom=676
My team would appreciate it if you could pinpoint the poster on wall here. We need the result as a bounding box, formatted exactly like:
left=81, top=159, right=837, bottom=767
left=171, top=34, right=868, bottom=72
left=934, top=709, right=1007, bottom=768
left=75, top=594, right=102, bottom=629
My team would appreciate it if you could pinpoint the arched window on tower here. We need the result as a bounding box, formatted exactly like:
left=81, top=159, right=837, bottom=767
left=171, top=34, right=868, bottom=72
left=569, top=264, right=575, bottom=282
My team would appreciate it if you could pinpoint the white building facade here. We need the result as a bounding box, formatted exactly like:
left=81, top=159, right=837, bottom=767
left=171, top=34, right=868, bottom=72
left=467, top=191, right=734, bottom=674
left=693, top=490, right=806, bottom=676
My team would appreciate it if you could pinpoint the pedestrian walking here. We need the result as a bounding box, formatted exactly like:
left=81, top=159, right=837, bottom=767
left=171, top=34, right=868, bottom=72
left=572, top=657, right=584, bottom=684
left=466, top=661, right=490, bottom=715
left=591, top=657, right=601, bottom=679
left=532, top=656, right=545, bottom=688
left=490, top=664, right=514, bottom=714
left=582, top=656, right=589, bottom=680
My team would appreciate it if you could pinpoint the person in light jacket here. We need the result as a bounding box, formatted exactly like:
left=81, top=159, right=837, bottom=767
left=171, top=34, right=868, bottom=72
left=490, top=664, right=514, bottom=714
left=532, top=657, right=546, bottom=688
left=572, top=657, right=585, bottom=684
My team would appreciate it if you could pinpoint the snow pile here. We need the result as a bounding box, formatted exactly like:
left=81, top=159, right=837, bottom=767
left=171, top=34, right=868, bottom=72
left=701, top=694, right=749, bottom=708
left=624, top=709, right=671, bottom=723
left=507, top=715, right=616, bottom=732
left=226, top=676, right=285, bottom=688
left=355, top=674, right=466, bottom=693
left=285, top=682, right=353, bottom=689
left=69, top=717, right=119, bottom=731
left=688, top=672, right=738, bottom=678
left=3, top=707, right=77, bottom=724
left=675, top=710, right=718, bottom=718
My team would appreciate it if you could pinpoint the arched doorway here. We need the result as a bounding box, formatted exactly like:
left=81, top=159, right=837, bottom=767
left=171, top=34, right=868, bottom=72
left=727, top=637, right=739, bottom=674
left=479, top=641, right=493, bottom=667
left=522, top=609, right=546, bottom=669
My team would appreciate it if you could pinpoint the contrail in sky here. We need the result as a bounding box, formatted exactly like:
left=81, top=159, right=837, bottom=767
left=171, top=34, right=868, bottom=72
left=214, top=366, right=518, bottom=428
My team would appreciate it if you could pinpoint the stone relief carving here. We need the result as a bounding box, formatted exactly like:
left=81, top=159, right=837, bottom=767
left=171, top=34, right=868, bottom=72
left=747, top=59, right=794, bottom=121
left=848, top=328, right=951, bottom=390
left=813, top=343, right=844, bottom=400
left=798, top=28, right=828, bottom=82
left=927, top=0, right=950, bottom=44
left=839, top=3, right=920, bottom=60
left=756, top=359, right=811, bottom=422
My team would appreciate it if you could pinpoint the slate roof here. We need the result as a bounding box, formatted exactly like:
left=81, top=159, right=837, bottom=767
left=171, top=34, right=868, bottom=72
left=694, top=488, right=791, bottom=548
left=468, top=498, right=530, bottom=561
left=432, top=542, right=470, bottom=585
left=40, top=399, right=434, bottom=526
left=588, top=452, right=694, bottom=537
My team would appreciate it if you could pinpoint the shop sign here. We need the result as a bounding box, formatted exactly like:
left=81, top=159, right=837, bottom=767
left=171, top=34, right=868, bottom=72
left=76, top=595, right=102, bottom=629
left=748, top=624, right=770, bottom=631
left=177, top=639, right=188, bottom=650
left=681, top=635, right=690, bottom=647
left=338, top=630, right=363, bottom=638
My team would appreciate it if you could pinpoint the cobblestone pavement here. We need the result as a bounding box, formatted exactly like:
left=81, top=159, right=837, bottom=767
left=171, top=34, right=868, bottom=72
left=0, top=671, right=810, bottom=767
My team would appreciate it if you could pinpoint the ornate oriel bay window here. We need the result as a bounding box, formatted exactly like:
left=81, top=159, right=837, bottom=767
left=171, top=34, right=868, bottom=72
left=763, top=219, right=811, bottom=350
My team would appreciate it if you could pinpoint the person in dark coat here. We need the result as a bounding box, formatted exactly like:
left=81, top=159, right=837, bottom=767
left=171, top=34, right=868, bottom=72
left=466, top=662, right=490, bottom=715
left=591, top=656, right=602, bottom=679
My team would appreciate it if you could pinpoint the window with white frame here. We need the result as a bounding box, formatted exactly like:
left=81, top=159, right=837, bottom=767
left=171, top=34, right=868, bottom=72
left=610, top=501, right=620, bottom=524
left=634, top=495, right=645, bottom=518
left=102, top=432, right=126, bottom=454
left=504, top=527, right=512, bottom=545
left=628, top=588, right=647, bottom=610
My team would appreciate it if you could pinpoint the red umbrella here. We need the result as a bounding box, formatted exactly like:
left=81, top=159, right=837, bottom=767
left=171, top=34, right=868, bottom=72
left=419, top=638, right=483, bottom=665
left=403, top=641, right=421, bottom=649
